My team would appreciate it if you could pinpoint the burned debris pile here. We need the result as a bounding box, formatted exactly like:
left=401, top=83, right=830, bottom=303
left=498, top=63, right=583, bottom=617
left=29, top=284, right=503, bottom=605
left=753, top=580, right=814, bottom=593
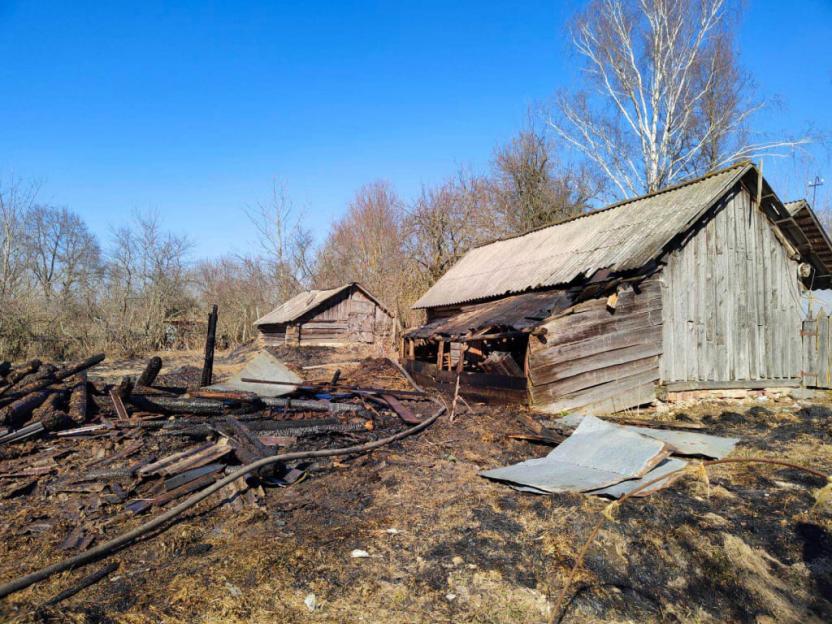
left=0, top=349, right=439, bottom=601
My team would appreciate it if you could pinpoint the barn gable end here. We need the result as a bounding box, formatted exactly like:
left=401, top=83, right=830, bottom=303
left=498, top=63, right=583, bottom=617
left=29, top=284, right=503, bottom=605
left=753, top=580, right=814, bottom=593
left=255, top=283, right=394, bottom=348
left=660, top=182, right=803, bottom=386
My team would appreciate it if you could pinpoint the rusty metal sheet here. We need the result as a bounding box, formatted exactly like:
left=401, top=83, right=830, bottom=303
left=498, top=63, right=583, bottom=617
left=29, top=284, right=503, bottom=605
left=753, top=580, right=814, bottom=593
left=406, top=289, right=573, bottom=339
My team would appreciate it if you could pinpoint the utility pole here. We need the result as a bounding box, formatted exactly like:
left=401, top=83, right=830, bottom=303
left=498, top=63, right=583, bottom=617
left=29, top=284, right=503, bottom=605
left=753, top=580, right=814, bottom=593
left=809, top=176, right=824, bottom=207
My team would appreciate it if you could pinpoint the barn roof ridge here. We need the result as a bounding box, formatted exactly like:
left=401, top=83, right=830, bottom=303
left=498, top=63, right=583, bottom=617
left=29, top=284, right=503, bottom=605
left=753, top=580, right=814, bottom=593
left=254, top=281, right=391, bottom=326
left=469, top=161, right=753, bottom=251
left=413, top=162, right=756, bottom=309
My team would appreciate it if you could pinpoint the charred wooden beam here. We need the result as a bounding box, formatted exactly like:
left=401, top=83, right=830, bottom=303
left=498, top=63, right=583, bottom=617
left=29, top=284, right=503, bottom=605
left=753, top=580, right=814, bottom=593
left=187, top=388, right=260, bottom=402
left=200, top=304, right=219, bottom=387
left=165, top=418, right=370, bottom=439
left=31, top=391, right=72, bottom=432
left=0, top=359, right=41, bottom=396
left=0, top=361, right=10, bottom=378
left=109, top=387, right=130, bottom=421
left=0, top=391, right=51, bottom=428
left=42, top=562, right=119, bottom=607
left=221, top=417, right=277, bottom=477
left=0, top=354, right=105, bottom=406
left=136, top=356, right=162, bottom=388
left=261, top=396, right=371, bottom=414
left=126, top=394, right=255, bottom=416
left=242, top=378, right=425, bottom=398
left=0, top=422, right=45, bottom=445
left=68, top=375, right=89, bottom=424
left=8, top=359, right=41, bottom=384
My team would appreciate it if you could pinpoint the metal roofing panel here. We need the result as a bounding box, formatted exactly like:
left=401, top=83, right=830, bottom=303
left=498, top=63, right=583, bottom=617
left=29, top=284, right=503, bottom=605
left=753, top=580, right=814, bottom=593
left=405, top=289, right=574, bottom=339
left=414, top=163, right=751, bottom=309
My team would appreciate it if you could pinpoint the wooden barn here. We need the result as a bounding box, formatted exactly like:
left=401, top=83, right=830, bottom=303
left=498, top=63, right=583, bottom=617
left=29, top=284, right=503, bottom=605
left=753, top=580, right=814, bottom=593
left=402, top=162, right=832, bottom=413
left=254, top=283, right=394, bottom=348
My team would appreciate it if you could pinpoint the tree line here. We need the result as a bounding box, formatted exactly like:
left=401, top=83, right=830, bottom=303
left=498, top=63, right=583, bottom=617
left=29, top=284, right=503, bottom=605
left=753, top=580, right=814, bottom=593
left=0, top=126, right=594, bottom=359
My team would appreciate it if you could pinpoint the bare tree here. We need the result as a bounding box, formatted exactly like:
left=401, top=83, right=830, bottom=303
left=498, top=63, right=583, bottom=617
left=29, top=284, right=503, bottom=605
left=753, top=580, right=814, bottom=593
left=492, top=126, right=601, bottom=233
left=24, top=206, right=101, bottom=301
left=101, top=213, right=193, bottom=354
left=0, top=178, right=38, bottom=300
left=315, top=181, right=414, bottom=319
left=549, top=0, right=810, bottom=197
left=245, top=180, right=313, bottom=302
left=405, top=172, right=493, bottom=283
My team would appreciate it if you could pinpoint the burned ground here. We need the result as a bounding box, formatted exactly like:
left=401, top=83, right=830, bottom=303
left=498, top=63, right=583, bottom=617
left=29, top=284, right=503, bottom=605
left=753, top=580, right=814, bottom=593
left=0, top=350, right=831, bottom=623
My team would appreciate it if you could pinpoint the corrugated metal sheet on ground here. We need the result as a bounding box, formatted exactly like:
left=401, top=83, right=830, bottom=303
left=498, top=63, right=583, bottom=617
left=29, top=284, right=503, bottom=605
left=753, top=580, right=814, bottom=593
left=405, top=289, right=573, bottom=339
left=479, top=415, right=671, bottom=494
left=552, top=414, right=739, bottom=459
left=414, top=164, right=751, bottom=309
left=207, top=350, right=302, bottom=397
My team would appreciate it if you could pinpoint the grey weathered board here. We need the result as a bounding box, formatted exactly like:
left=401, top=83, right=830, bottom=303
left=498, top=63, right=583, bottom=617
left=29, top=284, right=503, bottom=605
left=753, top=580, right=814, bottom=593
left=802, top=312, right=832, bottom=388
left=528, top=278, right=663, bottom=414
left=660, top=184, right=802, bottom=384
left=258, top=285, right=393, bottom=347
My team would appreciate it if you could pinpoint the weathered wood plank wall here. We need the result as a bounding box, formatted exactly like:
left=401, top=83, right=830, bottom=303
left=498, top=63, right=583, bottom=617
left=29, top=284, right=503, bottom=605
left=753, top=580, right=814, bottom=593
left=660, top=184, right=803, bottom=383
left=258, top=287, right=392, bottom=347
left=802, top=312, right=832, bottom=388
left=528, top=278, right=663, bottom=413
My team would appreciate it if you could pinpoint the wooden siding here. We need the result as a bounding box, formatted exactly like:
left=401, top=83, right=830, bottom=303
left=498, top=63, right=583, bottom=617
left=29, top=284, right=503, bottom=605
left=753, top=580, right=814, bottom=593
left=660, top=184, right=803, bottom=383
left=802, top=312, right=832, bottom=388
left=257, top=286, right=393, bottom=347
left=528, top=279, right=663, bottom=414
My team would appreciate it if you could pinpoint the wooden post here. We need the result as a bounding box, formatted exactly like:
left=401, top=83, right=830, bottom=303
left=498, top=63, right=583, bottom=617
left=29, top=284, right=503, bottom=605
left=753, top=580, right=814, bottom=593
left=200, top=304, right=218, bottom=388
left=456, top=344, right=467, bottom=373
left=436, top=340, right=445, bottom=370
left=136, top=356, right=162, bottom=388
left=408, top=338, right=415, bottom=360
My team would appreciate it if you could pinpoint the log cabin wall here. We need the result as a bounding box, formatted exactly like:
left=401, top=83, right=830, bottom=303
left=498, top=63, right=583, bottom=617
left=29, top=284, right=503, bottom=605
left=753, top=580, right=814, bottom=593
left=297, top=288, right=380, bottom=345
left=260, top=287, right=393, bottom=347
left=527, top=279, right=663, bottom=414
left=660, top=184, right=803, bottom=385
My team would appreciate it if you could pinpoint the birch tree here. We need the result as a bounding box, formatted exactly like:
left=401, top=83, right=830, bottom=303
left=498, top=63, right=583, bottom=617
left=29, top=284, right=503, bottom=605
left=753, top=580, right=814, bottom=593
left=549, top=0, right=809, bottom=198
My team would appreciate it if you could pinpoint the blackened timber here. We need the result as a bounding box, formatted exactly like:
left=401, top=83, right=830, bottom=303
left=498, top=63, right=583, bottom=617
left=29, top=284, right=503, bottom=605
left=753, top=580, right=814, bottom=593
left=0, top=391, right=51, bottom=428
left=68, top=374, right=88, bottom=424
left=136, top=357, right=162, bottom=387
left=0, top=354, right=105, bottom=406
left=221, top=417, right=277, bottom=477
left=127, top=394, right=254, bottom=415
left=200, top=304, right=218, bottom=387
left=42, top=563, right=119, bottom=607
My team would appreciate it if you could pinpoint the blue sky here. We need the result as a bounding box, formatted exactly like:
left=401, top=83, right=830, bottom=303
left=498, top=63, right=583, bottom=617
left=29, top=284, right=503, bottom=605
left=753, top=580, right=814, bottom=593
left=0, top=1, right=830, bottom=259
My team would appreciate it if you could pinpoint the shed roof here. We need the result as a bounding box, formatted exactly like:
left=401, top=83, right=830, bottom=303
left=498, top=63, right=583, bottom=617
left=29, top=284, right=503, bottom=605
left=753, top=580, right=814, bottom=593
left=414, top=163, right=754, bottom=309
left=406, top=289, right=574, bottom=340
left=254, top=282, right=390, bottom=326
left=782, top=199, right=832, bottom=288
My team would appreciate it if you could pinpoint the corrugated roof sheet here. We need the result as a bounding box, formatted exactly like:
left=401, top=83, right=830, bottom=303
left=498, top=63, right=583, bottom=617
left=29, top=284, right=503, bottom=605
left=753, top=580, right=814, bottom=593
left=254, top=282, right=393, bottom=326
left=254, top=284, right=353, bottom=326
left=413, top=163, right=752, bottom=309
left=405, top=289, right=574, bottom=339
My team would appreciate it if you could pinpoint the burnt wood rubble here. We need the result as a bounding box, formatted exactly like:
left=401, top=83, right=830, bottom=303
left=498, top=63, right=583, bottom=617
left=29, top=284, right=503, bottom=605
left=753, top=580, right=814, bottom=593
left=0, top=338, right=442, bottom=600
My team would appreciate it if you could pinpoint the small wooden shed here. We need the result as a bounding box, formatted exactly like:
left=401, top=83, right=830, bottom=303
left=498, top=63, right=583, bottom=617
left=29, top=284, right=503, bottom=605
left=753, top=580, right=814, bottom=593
left=403, top=163, right=832, bottom=413
left=254, top=283, right=394, bottom=348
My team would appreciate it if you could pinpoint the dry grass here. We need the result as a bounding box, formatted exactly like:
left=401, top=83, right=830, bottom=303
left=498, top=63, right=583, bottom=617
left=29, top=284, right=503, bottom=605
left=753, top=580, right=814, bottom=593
left=1, top=356, right=831, bottom=623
